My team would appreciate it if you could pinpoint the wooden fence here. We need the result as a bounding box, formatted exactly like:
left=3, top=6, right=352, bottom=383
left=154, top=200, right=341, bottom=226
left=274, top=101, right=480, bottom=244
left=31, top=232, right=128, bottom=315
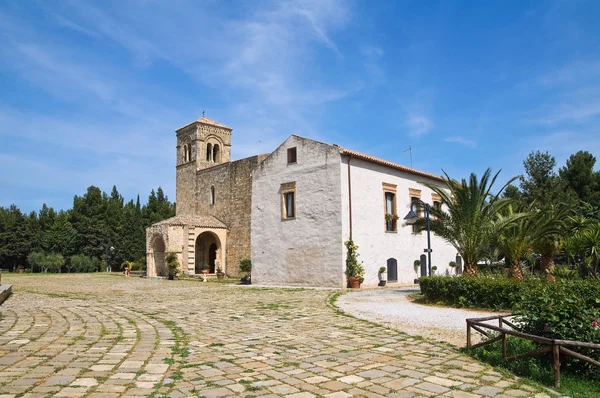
left=466, top=314, right=600, bottom=388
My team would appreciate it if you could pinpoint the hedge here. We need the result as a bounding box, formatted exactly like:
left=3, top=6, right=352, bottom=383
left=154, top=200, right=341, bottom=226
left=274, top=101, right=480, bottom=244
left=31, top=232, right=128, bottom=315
left=419, top=276, right=600, bottom=311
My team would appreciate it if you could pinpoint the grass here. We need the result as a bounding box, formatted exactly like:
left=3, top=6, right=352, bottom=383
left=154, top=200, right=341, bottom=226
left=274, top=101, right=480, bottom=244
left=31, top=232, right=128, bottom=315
left=465, top=336, right=600, bottom=398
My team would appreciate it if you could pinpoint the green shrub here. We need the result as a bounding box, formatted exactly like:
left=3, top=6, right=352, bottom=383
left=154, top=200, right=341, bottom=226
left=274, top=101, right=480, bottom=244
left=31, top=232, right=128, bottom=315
left=166, top=252, right=179, bottom=276
left=344, top=239, right=364, bottom=280
left=70, top=255, right=100, bottom=272
left=419, top=276, right=535, bottom=310
left=239, top=258, right=252, bottom=275
left=515, top=281, right=600, bottom=377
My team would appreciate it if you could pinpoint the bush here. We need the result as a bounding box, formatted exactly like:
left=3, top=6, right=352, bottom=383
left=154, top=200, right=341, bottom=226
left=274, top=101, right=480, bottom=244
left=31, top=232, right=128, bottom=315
left=419, top=276, right=535, bottom=310
left=344, top=239, right=364, bottom=280
left=515, top=281, right=600, bottom=377
left=70, top=255, right=100, bottom=273
left=166, top=253, right=179, bottom=276
left=239, top=259, right=252, bottom=275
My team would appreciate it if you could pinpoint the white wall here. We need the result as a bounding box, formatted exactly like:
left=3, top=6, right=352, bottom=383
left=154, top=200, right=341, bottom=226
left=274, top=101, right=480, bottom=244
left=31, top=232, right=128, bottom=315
left=251, top=136, right=345, bottom=287
left=341, top=157, right=458, bottom=287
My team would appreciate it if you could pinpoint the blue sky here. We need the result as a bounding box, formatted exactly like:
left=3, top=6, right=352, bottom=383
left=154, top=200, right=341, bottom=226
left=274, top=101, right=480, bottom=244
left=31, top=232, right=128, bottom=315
left=1, top=0, right=599, bottom=212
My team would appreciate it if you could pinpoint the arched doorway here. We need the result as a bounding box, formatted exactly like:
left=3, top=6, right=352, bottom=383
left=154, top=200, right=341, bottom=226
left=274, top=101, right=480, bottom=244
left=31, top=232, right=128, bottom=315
left=195, top=232, right=221, bottom=274
left=152, top=235, right=167, bottom=277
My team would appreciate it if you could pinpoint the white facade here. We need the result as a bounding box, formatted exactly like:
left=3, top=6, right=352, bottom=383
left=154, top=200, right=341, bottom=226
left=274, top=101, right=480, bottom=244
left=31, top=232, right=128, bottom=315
left=251, top=134, right=459, bottom=288
left=251, top=136, right=344, bottom=287
left=340, top=157, right=457, bottom=286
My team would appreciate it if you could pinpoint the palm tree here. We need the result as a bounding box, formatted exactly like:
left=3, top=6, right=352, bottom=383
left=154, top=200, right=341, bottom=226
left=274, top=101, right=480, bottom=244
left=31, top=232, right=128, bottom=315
left=564, top=222, right=600, bottom=277
left=495, top=205, right=534, bottom=280
left=419, top=168, right=517, bottom=277
left=531, top=205, right=571, bottom=281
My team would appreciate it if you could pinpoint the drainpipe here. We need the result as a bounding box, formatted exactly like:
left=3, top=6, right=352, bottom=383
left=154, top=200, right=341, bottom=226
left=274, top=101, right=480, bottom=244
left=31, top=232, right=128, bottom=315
left=347, top=156, right=353, bottom=240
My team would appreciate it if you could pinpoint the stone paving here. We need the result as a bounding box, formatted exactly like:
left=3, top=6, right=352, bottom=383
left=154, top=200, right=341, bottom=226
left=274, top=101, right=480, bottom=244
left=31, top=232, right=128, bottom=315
left=0, top=274, right=554, bottom=397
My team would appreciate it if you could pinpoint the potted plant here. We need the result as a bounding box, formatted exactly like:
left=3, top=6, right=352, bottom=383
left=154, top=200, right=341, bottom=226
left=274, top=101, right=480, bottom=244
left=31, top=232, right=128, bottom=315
left=166, top=252, right=179, bottom=280
left=18, top=265, right=25, bottom=274
left=448, top=261, right=458, bottom=275
left=345, top=239, right=365, bottom=288
left=216, top=267, right=225, bottom=280
left=239, top=258, right=252, bottom=285
left=202, top=264, right=210, bottom=275
left=378, top=266, right=387, bottom=286
left=432, top=265, right=438, bottom=275
left=413, top=259, right=421, bottom=283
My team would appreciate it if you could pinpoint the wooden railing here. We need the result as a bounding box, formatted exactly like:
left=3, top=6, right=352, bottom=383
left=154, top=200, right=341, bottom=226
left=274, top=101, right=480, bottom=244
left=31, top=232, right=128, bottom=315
left=466, top=314, right=600, bottom=388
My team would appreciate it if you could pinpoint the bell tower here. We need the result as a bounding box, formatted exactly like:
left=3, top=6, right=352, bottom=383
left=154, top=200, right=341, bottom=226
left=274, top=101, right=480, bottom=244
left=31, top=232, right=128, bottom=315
left=175, top=114, right=232, bottom=215
left=175, top=114, right=232, bottom=171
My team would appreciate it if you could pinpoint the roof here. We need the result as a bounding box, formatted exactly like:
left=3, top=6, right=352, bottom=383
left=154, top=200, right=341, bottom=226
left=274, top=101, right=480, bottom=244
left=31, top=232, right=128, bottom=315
left=152, top=215, right=226, bottom=229
left=338, top=147, right=444, bottom=182
left=177, top=115, right=232, bottom=132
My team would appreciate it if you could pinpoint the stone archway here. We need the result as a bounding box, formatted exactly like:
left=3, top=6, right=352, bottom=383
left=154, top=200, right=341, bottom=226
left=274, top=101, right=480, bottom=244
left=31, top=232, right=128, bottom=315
left=195, top=232, right=221, bottom=274
left=151, top=235, right=167, bottom=277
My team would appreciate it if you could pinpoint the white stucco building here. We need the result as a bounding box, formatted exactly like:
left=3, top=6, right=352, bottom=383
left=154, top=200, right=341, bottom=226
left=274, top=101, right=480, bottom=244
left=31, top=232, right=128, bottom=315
left=146, top=114, right=459, bottom=287
left=251, top=135, right=459, bottom=288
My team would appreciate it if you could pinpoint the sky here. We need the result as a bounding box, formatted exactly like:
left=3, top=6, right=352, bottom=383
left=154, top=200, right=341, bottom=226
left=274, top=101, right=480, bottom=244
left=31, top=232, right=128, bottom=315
left=1, top=0, right=599, bottom=213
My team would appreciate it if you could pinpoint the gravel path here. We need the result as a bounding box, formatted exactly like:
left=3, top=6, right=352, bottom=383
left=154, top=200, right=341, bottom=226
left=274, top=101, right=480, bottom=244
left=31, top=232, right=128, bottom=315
left=337, top=287, right=508, bottom=347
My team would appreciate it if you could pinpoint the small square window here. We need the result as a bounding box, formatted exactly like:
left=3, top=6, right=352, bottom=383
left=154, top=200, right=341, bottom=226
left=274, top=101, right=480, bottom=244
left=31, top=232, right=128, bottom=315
left=287, top=147, right=297, bottom=164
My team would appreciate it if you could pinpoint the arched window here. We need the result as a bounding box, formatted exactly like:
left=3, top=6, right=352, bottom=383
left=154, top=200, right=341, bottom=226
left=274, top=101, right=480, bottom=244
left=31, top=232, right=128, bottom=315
left=213, top=144, right=220, bottom=163
left=183, top=145, right=188, bottom=162
left=187, top=144, right=192, bottom=162
left=210, top=186, right=215, bottom=205
left=206, top=143, right=212, bottom=162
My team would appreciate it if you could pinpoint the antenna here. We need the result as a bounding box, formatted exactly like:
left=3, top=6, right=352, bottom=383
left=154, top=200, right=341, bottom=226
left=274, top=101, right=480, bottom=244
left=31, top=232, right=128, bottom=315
left=257, top=139, right=263, bottom=156
left=403, top=146, right=413, bottom=168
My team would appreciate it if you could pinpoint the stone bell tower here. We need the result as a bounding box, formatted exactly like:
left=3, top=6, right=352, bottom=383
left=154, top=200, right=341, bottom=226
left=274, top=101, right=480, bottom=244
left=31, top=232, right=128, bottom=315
left=175, top=114, right=232, bottom=215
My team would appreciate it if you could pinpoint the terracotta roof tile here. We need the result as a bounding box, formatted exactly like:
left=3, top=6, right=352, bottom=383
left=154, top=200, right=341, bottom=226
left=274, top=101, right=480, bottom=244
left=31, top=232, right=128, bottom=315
left=153, top=215, right=226, bottom=229
left=338, top=147, right=444, bottom=182
left=177, top=115, right=232, bottom=131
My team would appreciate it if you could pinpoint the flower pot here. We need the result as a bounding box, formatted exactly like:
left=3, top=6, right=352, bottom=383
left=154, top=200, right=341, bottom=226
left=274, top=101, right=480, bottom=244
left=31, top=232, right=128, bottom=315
left=379, top=272, right=387, bottom=282
left=217, top=272, right=225, bottom=280
left=241, top=275, right=251, bottom=285
left=378, top=280, right=387, bottom=287
left=202, top=270, right=209, bottom=275
left=18, top=268, right=24, bottom=274
left=348, top=277, right=361, bottom=289
left=168, top=274, right=174, bottom=280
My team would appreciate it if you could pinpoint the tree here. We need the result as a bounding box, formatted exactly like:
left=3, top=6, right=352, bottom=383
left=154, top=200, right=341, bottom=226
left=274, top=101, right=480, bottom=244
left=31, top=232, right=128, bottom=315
left=70, top=186, right=109, bottom=259
left=520, top=151, right=570, bottom=206
left=559, top=151, right=600, bottom=206
left=0, top=205, right=34, bottom=270
left=531, top=205, right=571, bottom=281
left=419, top=168, right=518, bottom=276
left=495, top=205, right=535, bottom=280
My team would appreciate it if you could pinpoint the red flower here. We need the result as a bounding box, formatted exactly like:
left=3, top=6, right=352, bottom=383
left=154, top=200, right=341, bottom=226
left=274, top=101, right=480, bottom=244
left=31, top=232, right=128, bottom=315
left=592, top=321, right=599, bottom=328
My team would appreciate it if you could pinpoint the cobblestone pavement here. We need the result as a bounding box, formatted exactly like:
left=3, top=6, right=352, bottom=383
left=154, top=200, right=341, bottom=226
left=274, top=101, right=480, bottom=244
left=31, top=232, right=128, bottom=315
left=0, top=275, right=553, bottom=398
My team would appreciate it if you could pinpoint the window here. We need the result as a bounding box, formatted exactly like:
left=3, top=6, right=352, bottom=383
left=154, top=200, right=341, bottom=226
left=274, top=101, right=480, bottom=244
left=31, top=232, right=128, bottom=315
left=409, top=188, right=422, bottom=233
left=187, top=145, right=192, bottom=162
left=206, top=143, right=212, bottom=162
left=213, top=144, right=220, bottom=163
left=183, top=145, right=188, bottom=162
left=287, top=147, right=297, bottom=164
left=432, top=193, right=442, bottom=220
left=210, top=186, right=215, bottom=205
left=382, top=182, right=397, bottom=232
left=281, top=182, right=296, bottom=220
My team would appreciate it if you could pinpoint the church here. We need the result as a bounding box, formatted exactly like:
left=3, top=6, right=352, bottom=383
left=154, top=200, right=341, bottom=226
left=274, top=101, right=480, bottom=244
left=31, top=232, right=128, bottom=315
left=146, top=115, right=458, bottom=287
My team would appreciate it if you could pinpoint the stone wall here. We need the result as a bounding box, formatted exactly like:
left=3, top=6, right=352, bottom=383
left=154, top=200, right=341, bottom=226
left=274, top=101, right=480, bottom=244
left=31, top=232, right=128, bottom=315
left=193, top=155, right=268, bottom=276
left=176, top=162, right=196, bottom=215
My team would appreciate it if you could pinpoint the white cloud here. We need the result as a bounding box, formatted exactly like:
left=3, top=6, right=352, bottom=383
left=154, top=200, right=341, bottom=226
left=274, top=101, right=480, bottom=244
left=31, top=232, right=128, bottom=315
left=405, top=114, right=434, bottom=136
left=444, top=136, right=477, bottom=149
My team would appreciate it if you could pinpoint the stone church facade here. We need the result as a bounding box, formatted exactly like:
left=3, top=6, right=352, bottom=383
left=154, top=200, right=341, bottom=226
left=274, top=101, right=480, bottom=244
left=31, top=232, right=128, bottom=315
left=147, top=115, right=458, bottom=286
left=146, top=116, right=266, bottom=277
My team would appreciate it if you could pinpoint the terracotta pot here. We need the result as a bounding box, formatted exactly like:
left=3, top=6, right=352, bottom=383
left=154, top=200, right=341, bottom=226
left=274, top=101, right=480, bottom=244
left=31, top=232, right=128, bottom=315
left=202, top=269, right=209, bottom=275
left=348, top=277, right=361, bottom=289
left=18, top=268, right=24, bottom=274
left=217, top=272, right=225, bottom=280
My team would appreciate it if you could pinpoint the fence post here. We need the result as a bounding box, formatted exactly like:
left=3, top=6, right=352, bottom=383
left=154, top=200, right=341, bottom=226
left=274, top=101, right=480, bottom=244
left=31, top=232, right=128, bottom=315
left=467, top=321, right=472, bottom=348
left=502, top=333, right=507, bottom=360
left=553, top=343, right=560, bottom=388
